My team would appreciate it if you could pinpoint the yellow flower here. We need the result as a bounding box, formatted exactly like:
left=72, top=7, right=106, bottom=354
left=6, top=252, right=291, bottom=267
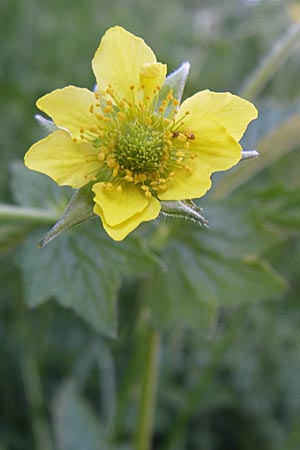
left=24, top=26, right=258, bottom=241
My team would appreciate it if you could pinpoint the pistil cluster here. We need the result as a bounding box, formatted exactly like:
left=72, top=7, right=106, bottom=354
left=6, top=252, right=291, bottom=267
left=75, top=85, right=197, bottom=198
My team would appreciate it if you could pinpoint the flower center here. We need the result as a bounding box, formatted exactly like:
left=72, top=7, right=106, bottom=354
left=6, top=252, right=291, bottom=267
left=114, top=118, right=165, bottom=174
left=77, top=85, right=196, bottom=197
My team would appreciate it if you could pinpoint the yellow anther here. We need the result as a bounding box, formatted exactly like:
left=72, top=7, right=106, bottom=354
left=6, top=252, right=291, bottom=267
left=95, top=103, right=100, bottom=107
left=89, top=105, right=94, bottom=113
left=79, top=127, right=84, bottom=134
left=89, top=126, right=97, bottom=133
left=107, top=157, right=116, bottom=168
left=113, top=164, right=120, bottom=177
left=94, top=92, right=99, bottom=99
left=130, top=85, right=135, bottom=90
left=116, top=184, right=123, bottom=193
left=176, top=150, right=185, bottom=158
left=141, top=185, right=149, bottom=191
left=106, top=100, right=112, bottom=106
left=145, top=190, right=152, bottom=198
left=125, top=175, right=134, bottom=182
left=98, top=152, right=106, bottom=161
left=177, top=157, right=183, bottom=163
left=117, top=112, right=125, bottom=120
left=184, top=165, right=193, bottom=174
left=184, top=142, right=190, bottom=149
left=173, top=99, right=179, bottom=107
left=97, top=113, right=104, bottom=120
left=178, top=133, right=187, bottom=142
left=105, top=182, right=114, bottom=191
left=104, top=106, right=112, bottom=113
left=72, top=137, right=78, bottom=143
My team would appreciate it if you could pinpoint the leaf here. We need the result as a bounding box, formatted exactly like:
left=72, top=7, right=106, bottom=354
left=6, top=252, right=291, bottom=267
left=52, top=380, right=108, bottom=450
left=18, top=222, right=122, bottom=337
left=143, top=223, right=285, bottom=333
left=0, top=223, right=33, bottom=254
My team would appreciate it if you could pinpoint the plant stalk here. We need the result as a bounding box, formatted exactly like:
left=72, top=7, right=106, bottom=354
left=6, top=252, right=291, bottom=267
left=135, top=327, right=161, bottom=450
left=0, top=204, right=59, bottom=224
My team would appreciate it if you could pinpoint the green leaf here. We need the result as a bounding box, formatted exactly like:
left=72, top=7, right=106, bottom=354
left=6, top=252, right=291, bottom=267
left=0, top=223, right=33, bottom=254
left=52, top=380, right=108, bottom=450
left=144, top=223, right=285, bottom=333
left=18, top=222, right=121, bottom=337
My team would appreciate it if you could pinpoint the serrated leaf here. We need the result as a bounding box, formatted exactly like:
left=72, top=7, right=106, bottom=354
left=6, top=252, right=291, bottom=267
left=52, top=380, right=108, bottom=450
left=18, top=222, right=122, bottom=337
left=144, top=226, right=285, bottom=332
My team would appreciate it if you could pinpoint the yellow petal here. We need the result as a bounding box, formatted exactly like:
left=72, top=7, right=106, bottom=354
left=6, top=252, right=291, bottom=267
left=158, top=158, right=212, bottom=201
left=182, top=120, right=242, bottom=172
left=92, top=182, right=149, bottom=226
left=94, top=194, right=161, bottom=241
left=140, top=62, right=167, bottom=100
left=24, top=130, right=100, bottom=188
left=36, top=86, right=99, bottom=139
left=92, top=26, right=157, bottom=101
left=177, top=90, right=258, bottom=141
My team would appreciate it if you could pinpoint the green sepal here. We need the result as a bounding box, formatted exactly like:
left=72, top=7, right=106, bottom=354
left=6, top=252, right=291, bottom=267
left=35, top=114, right=58, bottom=134
left=160, top=199, right=208, bottom=227
left=158, top=62, right=190, bottom=115
left=39, top=183, right=96, bottom=248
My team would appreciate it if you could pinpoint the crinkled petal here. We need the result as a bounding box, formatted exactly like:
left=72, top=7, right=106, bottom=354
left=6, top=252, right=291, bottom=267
left=24, top=130, right=100, bottom=188
left=92, top=26, right=157, bottom=101
left=181, top=120, right=242, bottom=172
left=36, top=86, right=99, bottom=139
left=177, top=90, right=258, bottom=141
left=92, top=182, right=151, bottom=226
left=94, top=193, right=161, bottom=241
left=158, top=158, right=212, bottom=201
left=140, top=62, right=167, bottom=100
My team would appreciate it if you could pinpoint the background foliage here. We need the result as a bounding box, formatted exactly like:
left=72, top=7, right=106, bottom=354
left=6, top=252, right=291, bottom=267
left=1, top=0, right=300, bottom=449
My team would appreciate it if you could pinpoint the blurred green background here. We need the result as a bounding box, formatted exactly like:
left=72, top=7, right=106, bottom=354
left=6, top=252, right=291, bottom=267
left=1, top=0, right=300, bottom=449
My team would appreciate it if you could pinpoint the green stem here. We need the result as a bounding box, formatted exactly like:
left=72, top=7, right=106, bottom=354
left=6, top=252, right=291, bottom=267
left=135, top=327, right=161, bottom=450
left=0, top=203, right=59, bottom=224
left=240, top=19, right=300, bottom=100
